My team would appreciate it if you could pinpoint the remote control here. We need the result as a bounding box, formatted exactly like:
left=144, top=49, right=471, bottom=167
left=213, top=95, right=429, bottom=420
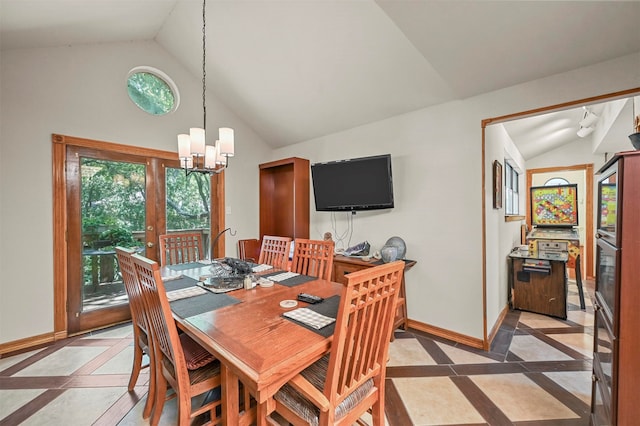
left=297, top=293, right=324, bottom=304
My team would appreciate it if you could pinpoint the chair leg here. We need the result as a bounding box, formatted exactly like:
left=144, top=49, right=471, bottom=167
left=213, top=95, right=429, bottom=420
left=142, top=349, right=156, bottom=419
left=128, top=343, right=143, bottom=392
left=151, top=372, right=168, bottom=426
left=370, top=400, right=385, bottom=426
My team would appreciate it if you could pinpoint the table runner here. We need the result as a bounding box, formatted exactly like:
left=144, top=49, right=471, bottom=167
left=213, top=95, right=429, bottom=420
left=261, top=271, right=317, bottom=287
left=282, top=295, right=340, bottom=337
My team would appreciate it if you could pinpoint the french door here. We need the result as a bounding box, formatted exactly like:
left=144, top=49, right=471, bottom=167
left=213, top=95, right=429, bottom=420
left=56, top=135, right=223, bottom=334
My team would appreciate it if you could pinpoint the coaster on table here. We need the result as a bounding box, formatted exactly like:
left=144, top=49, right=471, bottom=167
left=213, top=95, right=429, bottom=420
left=258, top=278, right=274, bottom=287
left=280, top=299, right=298, bottom=309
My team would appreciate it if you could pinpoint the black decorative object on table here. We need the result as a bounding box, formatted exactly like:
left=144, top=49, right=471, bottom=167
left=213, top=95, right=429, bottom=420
left=297, top=293, right=324, bottom=304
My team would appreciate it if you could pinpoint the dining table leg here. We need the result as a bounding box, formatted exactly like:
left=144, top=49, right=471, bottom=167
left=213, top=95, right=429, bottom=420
left=221, top=364, right=239, bottom=425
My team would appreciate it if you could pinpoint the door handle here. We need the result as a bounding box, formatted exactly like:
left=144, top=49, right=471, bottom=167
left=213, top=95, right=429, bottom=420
left=147, top=242, right=154, bottom=248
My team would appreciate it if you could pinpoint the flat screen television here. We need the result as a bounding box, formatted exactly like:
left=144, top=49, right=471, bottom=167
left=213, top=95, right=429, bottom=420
left=311, top=154, right=394, bottom=212
left=530, top=184, right=579, bottom=227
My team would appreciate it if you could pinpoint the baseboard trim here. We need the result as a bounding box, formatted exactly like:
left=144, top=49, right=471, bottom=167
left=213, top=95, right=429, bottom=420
left=406, top=319, right=484, bottom=349
left=0, top=331, right=63, bottom=357
left=485, top=304, right=509, bottom=350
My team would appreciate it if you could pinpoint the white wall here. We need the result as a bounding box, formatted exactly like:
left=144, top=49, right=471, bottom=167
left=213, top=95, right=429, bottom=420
left=485, top=124, right=526, bottom=333
left=1, top=39, right=638, bottom=345
left=0, top=41, right=271, bottom=344
left=271, top=52, right=640, bottom=340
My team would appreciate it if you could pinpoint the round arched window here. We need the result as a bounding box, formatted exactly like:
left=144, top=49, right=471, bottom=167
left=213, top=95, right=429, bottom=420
left=127, top=66, right=179, bottom=115
left=544, top=177, right=569, bottom=186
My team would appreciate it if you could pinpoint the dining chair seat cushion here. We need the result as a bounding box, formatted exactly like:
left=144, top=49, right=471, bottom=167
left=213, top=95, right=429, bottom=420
left=179, top=333, right=216, bottom=370
left=274, top=354, right=374, bottom=425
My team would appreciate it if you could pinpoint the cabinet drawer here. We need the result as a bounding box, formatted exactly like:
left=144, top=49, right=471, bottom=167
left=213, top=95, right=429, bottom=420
left=333, top=262, right=370, bottom=284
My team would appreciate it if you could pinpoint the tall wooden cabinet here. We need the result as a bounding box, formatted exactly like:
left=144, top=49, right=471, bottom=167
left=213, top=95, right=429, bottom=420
left=259, top=157, right=310, bottom=240
left=591, top=150, right=640, bottom=425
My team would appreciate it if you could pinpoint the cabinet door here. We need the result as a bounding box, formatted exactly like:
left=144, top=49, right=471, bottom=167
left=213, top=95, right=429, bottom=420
left=595, top=238, right=620, bottom=331
left=591, top=376, right=612, bottom=426
left=593, top=308, right=616, bottom=416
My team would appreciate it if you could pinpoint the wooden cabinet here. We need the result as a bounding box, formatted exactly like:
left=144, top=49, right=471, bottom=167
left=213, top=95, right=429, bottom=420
left=509, top=256, right=567, bottom=319
left=591, top=151, right=640, bottom=425
left=332, top=255, right=416, bottom=332
left=259, top=157, right=309, bottom=240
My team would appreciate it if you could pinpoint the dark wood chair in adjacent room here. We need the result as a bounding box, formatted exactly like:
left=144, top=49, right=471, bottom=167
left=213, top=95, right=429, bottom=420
left=131, top=254, right=222, bottom=426
left=158, top=232, right=206, bottom=266
left=290, top=238, right=335, bottom=281
left=238, top=238, right=261, bottom=263
left=270, top=260, right=405, bottom=425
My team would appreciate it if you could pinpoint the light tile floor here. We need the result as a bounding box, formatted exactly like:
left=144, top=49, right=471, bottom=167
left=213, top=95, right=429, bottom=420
left=0, top=281, right=593, bottom=425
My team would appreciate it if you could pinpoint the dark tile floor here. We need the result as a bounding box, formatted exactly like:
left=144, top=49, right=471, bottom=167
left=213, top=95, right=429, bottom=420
left=0, top=280, right=593, bottom=425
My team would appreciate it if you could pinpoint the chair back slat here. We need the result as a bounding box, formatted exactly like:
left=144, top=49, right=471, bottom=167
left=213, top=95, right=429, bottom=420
left=258, top=235, right=292, bottom=269
left=327, top=261, right=403, bottom=406
left=290, top=238, right=335, bottom=280
left=158, top=232, right=205, bottom=266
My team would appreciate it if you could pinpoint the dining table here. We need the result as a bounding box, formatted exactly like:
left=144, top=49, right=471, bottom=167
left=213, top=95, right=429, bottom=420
left=161, top=260, right=343, bottom=425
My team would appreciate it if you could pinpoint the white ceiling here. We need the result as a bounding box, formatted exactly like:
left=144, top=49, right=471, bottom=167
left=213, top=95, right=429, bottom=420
left=1, top=0, right=639, bottom=153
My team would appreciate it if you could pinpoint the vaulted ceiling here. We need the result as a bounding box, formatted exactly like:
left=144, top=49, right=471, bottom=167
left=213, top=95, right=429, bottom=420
left=1, top=0, right=639, bottom=154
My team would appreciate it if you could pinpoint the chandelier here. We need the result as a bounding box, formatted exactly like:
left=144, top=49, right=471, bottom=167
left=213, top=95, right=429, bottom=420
left=177, top=0, right=234, bottom=175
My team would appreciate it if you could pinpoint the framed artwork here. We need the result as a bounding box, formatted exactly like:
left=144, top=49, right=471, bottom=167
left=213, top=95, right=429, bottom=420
left=493, top=160, right=502, bottom=209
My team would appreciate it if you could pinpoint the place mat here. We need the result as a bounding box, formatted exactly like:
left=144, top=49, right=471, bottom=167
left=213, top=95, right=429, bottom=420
left=167, top=262, right=208, bottom=271
left=164, top=275, right=200, bottom=291
left=283, top=308, right=335, bottom=330
left=170, top=292, right=240, bottom=319
left=261, top=271, right=317, bottom=287
left=166, top=286, right=208, bottom=302
left=282, top=295, right=340, bottom=337
left=252, top=264, right=273, bottom=273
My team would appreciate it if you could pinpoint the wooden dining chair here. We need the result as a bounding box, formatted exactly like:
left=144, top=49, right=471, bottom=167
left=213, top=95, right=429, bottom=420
left=271, top=260, right=404, bottom=425
left=238, top=238, right=261, bottom=263
left=290, top=238, right=335, bottom=281
left=258, top=235, right=292, bottom=269
left=115, top=247, right=156, bottom=420
left=158, top=232, right=206, bottom=266
left=131, top=253, right=222, bottom=426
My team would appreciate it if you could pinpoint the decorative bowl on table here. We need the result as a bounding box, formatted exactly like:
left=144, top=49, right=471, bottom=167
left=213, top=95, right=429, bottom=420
left=384, top=236, right=406, bottom=260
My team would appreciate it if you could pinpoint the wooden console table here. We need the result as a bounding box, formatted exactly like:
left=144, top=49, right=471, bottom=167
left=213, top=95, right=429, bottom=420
left=332, top=255, right=416, bottom=331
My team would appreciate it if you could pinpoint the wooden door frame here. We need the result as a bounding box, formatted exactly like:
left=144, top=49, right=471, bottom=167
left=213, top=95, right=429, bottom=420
left=480, top=87, right=640, bottom=350
left=52, top=134, right=225, bottom=337
left=526, top=164, right=594, bottom=280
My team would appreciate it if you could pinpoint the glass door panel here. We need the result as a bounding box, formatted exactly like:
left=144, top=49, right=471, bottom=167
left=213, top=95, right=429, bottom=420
left=165, top=167, right=211, bottom=258
left=67, top=146, right=154, bottom=333
left=80, top=158, right=146, bottom=312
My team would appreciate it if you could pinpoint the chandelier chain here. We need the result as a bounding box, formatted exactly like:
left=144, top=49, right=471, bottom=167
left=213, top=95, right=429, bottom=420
left=201, top=0, right=207, bottom=131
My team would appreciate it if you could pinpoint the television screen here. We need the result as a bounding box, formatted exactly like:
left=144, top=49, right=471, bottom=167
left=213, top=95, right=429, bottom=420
left=311, top=154, right=394, bottom=211
left=530, top=184, right=579, bottom=227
